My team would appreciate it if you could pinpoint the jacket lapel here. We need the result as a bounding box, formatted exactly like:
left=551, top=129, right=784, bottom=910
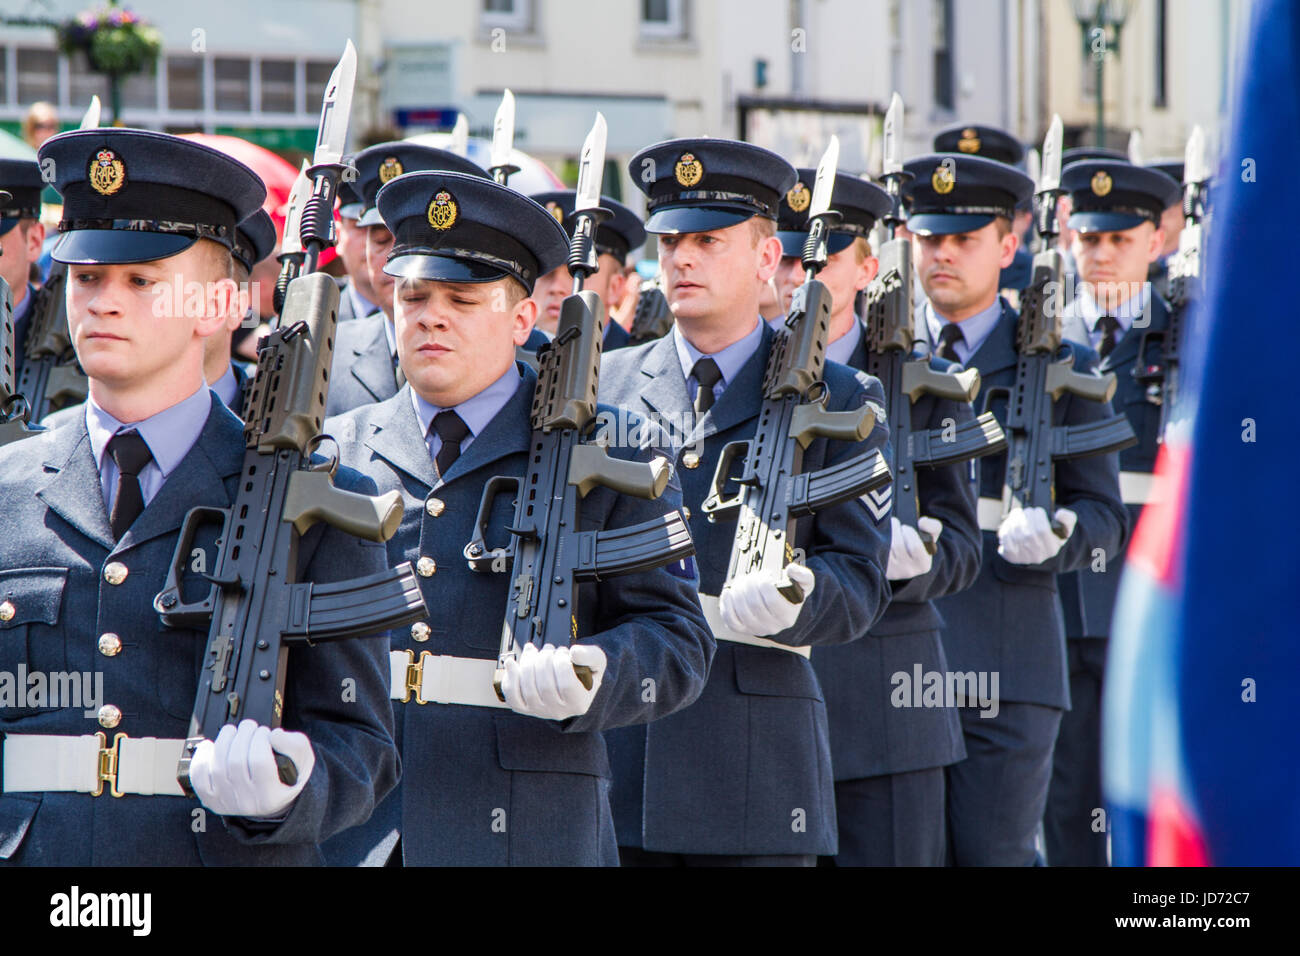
left=1103, top=294, right=1167, bottom=374
left=846, top=319, right=869, bottom=370
left=635, top=334, right=693, bottom=430
left=966, top=301, right=1020, bottom=377
left=350, top=320, right=398, bottom=403
left=364, top=387, right=440, bottom=492
left=116, top=396, right=244, bottom=552
left=36, top=416, right=116, bottom=551
left=435, top=368, right=535, bottom=488
left=693, top=323, right=770, bottom=443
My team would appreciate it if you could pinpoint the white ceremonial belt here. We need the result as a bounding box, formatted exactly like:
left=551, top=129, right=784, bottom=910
left=2, top=733, right=186, bottom=797
left=698, top=594, right=811, bottom=658
left=389, top=650, right=509, bottom=708
left=977, top=497, right=1004, bottom=533
left=1120, top=471, right=1158, bottom=505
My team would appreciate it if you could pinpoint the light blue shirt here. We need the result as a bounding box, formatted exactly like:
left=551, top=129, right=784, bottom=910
left=410, top=364, right=522, bottom=465
left=212, top=363, right=240, bottom=409
left=11, top=282, right=35, bottom=324
left=921, top=298, right=1004, bottom=365
left=86, top=383, right=213, bottom=513
left=673, top=316, right=764, bottom=406
left=348, top=281, right=378, bottom=319
left=1064, top=283, right=1152, bottom=352
left=825, top=318, right=863, bottom=367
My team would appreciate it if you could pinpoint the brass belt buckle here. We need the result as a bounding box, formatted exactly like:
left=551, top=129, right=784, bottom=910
left=93, top=732, right=128, bottom=798
left=402, top=651, right=431, bottom=705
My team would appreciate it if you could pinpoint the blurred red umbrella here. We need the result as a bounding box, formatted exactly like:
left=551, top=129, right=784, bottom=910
left=178, top=133, right=336, bottom=267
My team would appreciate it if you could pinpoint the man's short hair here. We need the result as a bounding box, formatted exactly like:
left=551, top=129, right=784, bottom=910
left=851, top=236, right=874, bottom=262
left=993, top=216, right=1013, bottom=239
left=197, top=238, right=235, bottom=283
left=749, top=217, right=776, bottom=246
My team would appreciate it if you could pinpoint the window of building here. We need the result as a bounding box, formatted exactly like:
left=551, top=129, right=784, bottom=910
left=122, top=70, right=158, bottom=110
left=260, top=59, right=296, bottom=113
left=305, top=60, right=335, bottom=115
left=932, top=0, right=953, bottom=110
left=641, top=0, right=687, bottom=38
left=167, top=55, right=203, bottom=111
left=68, top=53, right=105, bottom=109
left=1154, top=0, right=1168, bottom=108
left=482, top=0, right=534, bottom=33
left=214, top=57, right=251, bottom=112
left=16, top=48, right=57, bottom=105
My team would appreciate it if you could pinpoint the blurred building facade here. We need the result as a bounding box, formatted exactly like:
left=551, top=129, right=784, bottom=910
left=0, top=0, right=1248, bottom=190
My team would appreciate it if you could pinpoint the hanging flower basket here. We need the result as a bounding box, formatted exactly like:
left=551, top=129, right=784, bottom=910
left=57, top=5, right=162, bottom=77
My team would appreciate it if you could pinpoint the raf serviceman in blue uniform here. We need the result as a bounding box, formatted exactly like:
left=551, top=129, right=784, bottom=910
left=775, top=169, right=982, bottom=866
left=528, top=191, right=642, bottom=351
left=0, top=158, right=47, bottom=382
left=1144, top=157, right=1186, bottom=300
left=1048, top=160, right=1181, bottom=866
left=0, top=129, right=398, bottom=865
left=321, top=170, right=713, bottom=866
left=335, top=168, right=381, bottom=323
left=601, top=139, right=894, bottom=866
left=327, top=143, right=489, bottom=416
left=904, top=153, right=1129, bottom=865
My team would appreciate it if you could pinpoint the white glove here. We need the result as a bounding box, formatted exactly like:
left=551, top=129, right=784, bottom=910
left=719, top=563, right=816, bottom=637
left=997, top=506, right=1078, bottom=565
left=501, top=642, right=606, bottom=721
left=189, top=719, right=315, bottom=818
left=887, top=516, right=944, bottom=581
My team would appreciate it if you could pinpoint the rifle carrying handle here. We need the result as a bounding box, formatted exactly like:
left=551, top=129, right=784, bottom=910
left=153, top=505, right=232, bottom=626
left=283, top=469, right=403, bottom=542
left=465, top=475, right=521, bottom=571
left=700, top=440, right=749, bottom=520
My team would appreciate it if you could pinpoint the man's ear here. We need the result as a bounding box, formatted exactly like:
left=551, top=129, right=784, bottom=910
left=1147, top=225, right=1166, bottom=263
left=513, top=294, right=538, bottom=345
left=999, top=228, right=1020, bottom=269
left=607, top=268, right=627, bottom=311
left=856, top=255, right=879, bottom=291
left=757, top=234, right=783, bottom=281
left=24, top=221, right=44, bottom=262
left=198, top=276, right=241, bottom=339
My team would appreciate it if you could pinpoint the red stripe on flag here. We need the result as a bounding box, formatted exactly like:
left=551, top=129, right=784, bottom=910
left=1148, top=785, right=1210, bottom=866
left=1126, top=442, right=1189, bottom=588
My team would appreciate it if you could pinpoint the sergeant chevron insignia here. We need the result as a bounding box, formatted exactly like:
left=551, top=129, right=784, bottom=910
left=860, top=484, right=893, bottom=521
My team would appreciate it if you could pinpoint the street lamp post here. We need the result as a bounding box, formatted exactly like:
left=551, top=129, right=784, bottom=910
left=1070, top=0, right=1134, bottom=149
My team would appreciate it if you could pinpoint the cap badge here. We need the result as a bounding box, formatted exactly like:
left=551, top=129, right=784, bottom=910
left=674, top=152, right=703, bottom=188
left=427, top=190, right=457, bottom=231
left=545, top=201, right=565, bottom=224
left=786, top=182, right=811, bottom=212
left=378, top=157, right=404, bottom=184
left=1091, top=170, right=1113, bottom=197
left=931, top=162, right=956, bottom=195
left=957, top=128, right=981, bottom=153
left=89, top=148, right=125, bottom=196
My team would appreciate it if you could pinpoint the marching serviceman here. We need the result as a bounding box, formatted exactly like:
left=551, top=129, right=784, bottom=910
left=0, top=129, right=398, bottom=865
left=903, top=152, right=1129, bottom=865
left=774, top=169, right=982, bottom=866
left=335, top=169, right=381, bottom=322
left=0, top=158, right=46, bottom=383
left=327, top=142, right=489, bottom=415
left=600, top=139, right=894, bottom=866
left=1047, top=160, right=1181, bottom=866
left=528, top=190, right=641, bottom=350
left=321, top=170, right=713, bottom=866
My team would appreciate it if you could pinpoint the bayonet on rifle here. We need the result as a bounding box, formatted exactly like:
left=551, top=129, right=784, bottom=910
left=703, top=137, right=891, bottom=604
left=866, top=93, right=1006, bottom=553
left=467, top=113, right=693, bottom=699
left=153, top=40, right=427, bottom=795
left=987, top=115, right=1136, bottom=534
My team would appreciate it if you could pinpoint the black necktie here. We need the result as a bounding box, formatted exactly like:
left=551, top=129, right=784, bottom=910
left=691, top=358, right=723, bottom=416
left=1097, top=315, right=1122, bottom=361
left=936, top=323, right=964, bottom=362
left=432, top=410, right=470, bottom=477
left=107, top=430, right=153, bottom=540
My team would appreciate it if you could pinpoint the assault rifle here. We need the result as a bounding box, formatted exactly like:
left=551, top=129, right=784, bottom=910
left=702, top=137, right=891, bottom=602
left=989, top=115, right=1136, bottom=533
left=465, top=113, right=694, bottom=698
left=1, top=274, right=40, bottom=445
left=628, top=272, right=674, bottom=345
left=1136, top=125, right=1209, bottom=441
left=152, top=41, right=427, bottom=794
left=866, top=93, right=1006, bottom=553
left=14, top=263, right=88, bottom=424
